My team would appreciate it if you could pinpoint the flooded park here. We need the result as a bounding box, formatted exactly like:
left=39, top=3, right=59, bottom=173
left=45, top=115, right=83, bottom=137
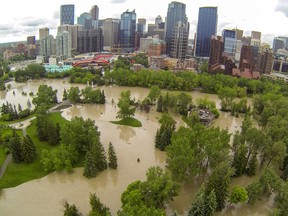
left=0, top=79, right=273, bottom=215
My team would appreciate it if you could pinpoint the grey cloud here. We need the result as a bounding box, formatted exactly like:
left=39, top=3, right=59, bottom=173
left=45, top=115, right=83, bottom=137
left=276, top=0, right=288, bottom=17
left=20, top=17, right=49, bottom=27
left=0, top=25, right=10, bottom=31
left=110, top=0, right=127, bottom=3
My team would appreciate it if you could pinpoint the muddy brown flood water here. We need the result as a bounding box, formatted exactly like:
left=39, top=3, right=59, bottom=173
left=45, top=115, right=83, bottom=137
left=0, top=79, right=272, bottom=215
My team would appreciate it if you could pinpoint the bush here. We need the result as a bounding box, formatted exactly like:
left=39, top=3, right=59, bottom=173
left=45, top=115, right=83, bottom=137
left=18, top=109, right=31, bottom=119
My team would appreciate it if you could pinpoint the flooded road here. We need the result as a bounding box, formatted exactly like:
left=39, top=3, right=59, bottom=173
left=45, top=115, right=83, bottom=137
left=0, top=79, right=270, bottom=215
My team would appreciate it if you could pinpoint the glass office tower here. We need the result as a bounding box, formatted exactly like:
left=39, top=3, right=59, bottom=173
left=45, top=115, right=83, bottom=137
left=165, top=1, right=188, bottom=56
left=60, top=4, right=75, bottom=25
left=195, top=7, right=218, bottom=57
left=222, top=29, right=236, bottom=59
left=120, top=10, right=137, bottom=53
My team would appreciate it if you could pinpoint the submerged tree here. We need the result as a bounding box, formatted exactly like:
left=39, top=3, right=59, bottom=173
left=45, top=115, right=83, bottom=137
left=155, top=113, right=176, bottom=151
left=116, top=90, right=135, bottom=119
left=89, top=193, right=111, bottom=216
left=108, top=142, right=117, bottom=169
left=63, top=201, right=82, bottom=216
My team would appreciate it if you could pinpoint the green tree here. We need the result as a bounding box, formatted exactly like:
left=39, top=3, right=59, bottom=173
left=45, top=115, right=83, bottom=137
left=116, top=90, right=135, bottom=119
left=156, top=95, right=163, bottom=112
left=246, top=181, right=263, bottom=204
left=32, top=84, right=58, bottom=108
left=83, top=151, right=98, bottom=178
left=119, top=167, right=178, bottom=214
left=155, top=113, right=176, bottom=151
left=228, top=186, right=248, bottom=206
left=108, top=142, right=117, bottom=169
left=63, top=89, right=68, bottom=101
left=89, top=193, right=111, bottom=216
left=147, top=86, right=161, bottom=104
left=21, top=135, right=37, bottom=163
left=9, top=130, right=23, bottom=163
left=41, top=144, right=78, bottom=172
left=63, top=201, right=83, bottom=216
left=206, top=162, right=235, bottom=211
left=67, top=86, right=81, bottom=103
left=188, top=186, right=217, bottom=216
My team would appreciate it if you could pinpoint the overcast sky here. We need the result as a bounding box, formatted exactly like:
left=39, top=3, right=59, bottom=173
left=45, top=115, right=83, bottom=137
left=0, top=0, right=287, bottom=45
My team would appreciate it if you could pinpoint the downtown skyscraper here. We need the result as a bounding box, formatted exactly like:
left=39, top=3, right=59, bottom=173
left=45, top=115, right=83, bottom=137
left=195, top=7, right=218, bottom=57
left=165, top=1, right=188, bottom=56
left=119, top=9, right=136, bottom=53
left=60, top=4, right=75, bottom=25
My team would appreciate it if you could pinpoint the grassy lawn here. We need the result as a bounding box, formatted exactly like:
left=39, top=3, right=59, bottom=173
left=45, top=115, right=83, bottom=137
left=0, top=112, right=68, bottom=189
left=0, top=114, right=36, bottom=126
left=110, top=117, right=142, bottom=127
left=0, top=145, right=6, bottom=167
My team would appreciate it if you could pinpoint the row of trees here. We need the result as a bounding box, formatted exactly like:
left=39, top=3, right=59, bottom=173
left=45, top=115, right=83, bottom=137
left=63, top=193, right=111, bottom=216
left=8, top=130, right=36, bottom=164
left=0, top=101, right=31, bottom=121
left=40, top=116, right=117, bottom=178
left=14, top=64, right=46, bottom=82
left=63, top=86, right=106, bottom=104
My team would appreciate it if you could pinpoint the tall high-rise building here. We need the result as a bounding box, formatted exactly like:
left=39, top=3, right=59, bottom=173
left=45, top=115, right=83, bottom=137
left=77, top=12, right=92, bottom=29
left=27, top=36, right=36, bottom=45
left=222, top=29, right=236, bottom=59
left=103, top=18, right=120, bottom=48
left=90, top=5, right=99, bottom=20
left=256, top=46, right=273, bottom=74
left=165, top=1, right=188, bottom=56
left=195, top=7, right=218, bottom=57
left=273, top=37, right=285, bottom=53
left=39, top=27, right=49, bottom=40
left=209, top=35, right=224, bottom=66
left=239, top=45, right=258, bottom=72
left=170, top=21, right=189, bottom=59
left=56, top=31, right=72, bottom=60
left=251, top=31, right=261, bottom=47
left=137, top=18, right=146, bottom=35
left=40, top=35, right=56, bottom=62
left=155, top=15, right=163, bottom=25
left=90, top=5, right=100, bottom=28
left=57, top=25, right=83, bottom=51
left=119, top=9, right=136, bottom=53
left=233, top=28, right=243, bottom=40
left=77, top=29, right=103, bottom=53
left=60, top=4, right=75, bottom=25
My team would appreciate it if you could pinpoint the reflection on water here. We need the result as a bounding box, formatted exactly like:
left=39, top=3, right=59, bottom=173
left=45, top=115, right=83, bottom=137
left=0, top=79, right=268, bottom=216
left=117, top=125, right=136, bottom=143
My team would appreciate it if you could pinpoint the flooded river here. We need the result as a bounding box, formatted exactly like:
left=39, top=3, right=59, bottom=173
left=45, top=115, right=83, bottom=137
left=0, top=79, right=271, bottom=215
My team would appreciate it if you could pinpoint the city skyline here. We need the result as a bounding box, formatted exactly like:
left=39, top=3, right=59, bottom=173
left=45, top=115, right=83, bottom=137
left=0, top=0, right=287, bottom=44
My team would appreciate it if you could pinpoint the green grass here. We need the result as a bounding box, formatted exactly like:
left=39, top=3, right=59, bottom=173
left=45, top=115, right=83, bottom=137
left=0, top=112, right=68, bottom=189
left=110, top=117, right=142, bottom=127
left=0, top=145, right=6, bottom=167
left=0, top=114, right=36, bottom=126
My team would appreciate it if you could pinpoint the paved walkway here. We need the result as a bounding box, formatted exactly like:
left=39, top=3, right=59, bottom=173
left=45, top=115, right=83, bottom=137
left=0, top=154, right=11, bottom=179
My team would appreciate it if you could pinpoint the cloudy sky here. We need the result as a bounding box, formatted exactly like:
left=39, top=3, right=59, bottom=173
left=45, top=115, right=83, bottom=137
left=0, top=0, right=287, bottom=45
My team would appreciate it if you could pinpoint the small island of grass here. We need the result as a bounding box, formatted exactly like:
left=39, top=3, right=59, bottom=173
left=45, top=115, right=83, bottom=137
left=110, top=117, right=142, bottom=127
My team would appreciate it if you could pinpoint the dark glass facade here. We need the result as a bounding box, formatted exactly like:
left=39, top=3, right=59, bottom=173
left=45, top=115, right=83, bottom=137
left=195, top=7, right=218, bottom=57
left=60, top=4, right=75, bottom=25
left=222, top=29, right=236, bottom=59
left=120, top=10, right=136, bottom=53
left=165, top=1, right=187, bottom=56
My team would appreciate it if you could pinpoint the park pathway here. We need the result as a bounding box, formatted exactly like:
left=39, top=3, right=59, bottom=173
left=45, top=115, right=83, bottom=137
left=0, top=101, right=70, bottom=180
left=0, top=154, right=11, bottom=179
